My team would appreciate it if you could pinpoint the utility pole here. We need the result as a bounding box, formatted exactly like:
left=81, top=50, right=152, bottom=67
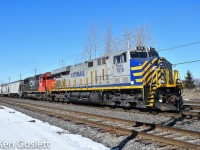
left=20, top=74, right=21, bottom=80
left=9, top=77, right=10, bottom=83
left=125, top=33, right=131, bottom=49
left=60, top=59, right=64, bottom=67
left=35, top=68, right=36, bottom=76
left=62, top=59, right=64, bottom=67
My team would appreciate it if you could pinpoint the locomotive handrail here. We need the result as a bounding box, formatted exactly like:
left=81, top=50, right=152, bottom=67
left=173, top=70, right=179, bottom=84
left=155, top=69, right=159, bottom=87
left=166, top=69, right=169, bottom=85
left=152, top=68, right=172, bottom=88
left=151, top=68, right=182, bottom=88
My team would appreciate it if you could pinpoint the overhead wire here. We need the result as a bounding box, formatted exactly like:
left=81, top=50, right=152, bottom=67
left=156, top=41, right=200, bottom=66
left=158, top=41, right=200, bottom=52
left=173, top=59, right=200, bottom=66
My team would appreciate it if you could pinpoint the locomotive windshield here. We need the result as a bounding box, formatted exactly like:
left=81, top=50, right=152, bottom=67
left=149, top=50, right=159, bottom=57
left=130, top=52, right=147, bottom=58
left=130, top=50, right=159, bottom=59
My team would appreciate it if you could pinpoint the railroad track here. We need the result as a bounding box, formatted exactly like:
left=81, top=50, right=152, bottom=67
left=0, top=98, right=200, bottom=149
left=54, top=101, right=200, bottom=120
left=184, top=101, right=200, bottom=105
left=2, top=97, right=200, bottom=121
left=184, top=101, right=200, bottom=110
left=184, top=104, right=200, bottom=111
left=1, top=97, right=200, bottom=120
left=114, top=106, right=200, bottom=120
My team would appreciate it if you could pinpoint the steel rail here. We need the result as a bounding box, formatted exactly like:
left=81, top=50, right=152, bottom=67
left=0, top=97, right=199, bottom=120
left=1, top=98, right=200, bottom=139
left=0, top=99, right=200, bottom=149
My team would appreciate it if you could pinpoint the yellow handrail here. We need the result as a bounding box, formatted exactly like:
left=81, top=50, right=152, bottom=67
left=102, top=69, right=104, bottom=80
left=156, top=69, right=158, bottom=86
left=148, top=68, right=181, bottom=88
left=86, top=78, right=88, bottom=89
left=68, top=80, right=70, bottom=90
left=173, top=70, right=179, bottom=84
left=95, top=70, right=97, bottom=84
left=90, top=71, right=93, bottom=85
left=166, top=70, right=169, bottom=85
left=63, top=79, right=66, bottom=90
left=74, top=80, right=76, bottom=90
left=80, top=79, right=82, bottom=90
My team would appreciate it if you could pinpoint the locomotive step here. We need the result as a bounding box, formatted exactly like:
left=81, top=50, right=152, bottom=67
left=148, top=95, right=154, bottom=99
left=147, top=99, right=154, bottom=103
left=146, top=103, right=154, bottom=107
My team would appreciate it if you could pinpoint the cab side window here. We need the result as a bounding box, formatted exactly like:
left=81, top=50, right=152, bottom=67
left=97, top=58, right=101, bottom=66
left=114, top=53, right=127, bottom=64
left=30, top=81, right=33, bottom=87
left=121, top=53, right=127, bottom=63
left=102, top=57, right=106, bottom=65
left=113, top=55, right=120, bottom=64
left=88, top=61, right=93, bottom=67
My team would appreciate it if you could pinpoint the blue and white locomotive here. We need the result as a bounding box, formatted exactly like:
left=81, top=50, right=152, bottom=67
left=52, top=47, right=183, bottom=111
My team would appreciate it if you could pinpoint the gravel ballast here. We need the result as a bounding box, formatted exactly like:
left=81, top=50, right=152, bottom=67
left=0, top=102, right=158, bottom=150
left=1, top=97, right=200, bottom=149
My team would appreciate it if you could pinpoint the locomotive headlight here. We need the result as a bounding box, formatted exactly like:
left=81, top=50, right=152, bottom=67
left=153, top=66, right=157, bottom=70
left=160, top=79, right=165, bottom=84
left=176, top=79, right=181, bottom=84
left=159, top=59, right=163, bottom=66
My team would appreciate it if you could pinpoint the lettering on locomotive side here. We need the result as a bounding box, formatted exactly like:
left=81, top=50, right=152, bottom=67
left=116, top=64, right=124, bottom=73
left=71, top=71, right=85, bottom=78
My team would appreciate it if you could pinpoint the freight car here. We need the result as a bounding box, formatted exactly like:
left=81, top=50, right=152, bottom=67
left=0, top=84, right=9, bottom=96
left=0, top=80, right=23, bottom=97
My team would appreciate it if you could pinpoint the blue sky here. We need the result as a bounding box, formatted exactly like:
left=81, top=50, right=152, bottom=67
left=0, top=0, right=200, bottom=83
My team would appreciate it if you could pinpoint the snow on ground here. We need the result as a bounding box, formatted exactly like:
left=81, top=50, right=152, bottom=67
left=0, top=106, right=109, bottom=150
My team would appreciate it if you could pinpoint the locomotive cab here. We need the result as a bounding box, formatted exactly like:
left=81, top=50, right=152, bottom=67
left=130, top=46, right=183, bottom=111
left=38, top=72, right=56, bottom=92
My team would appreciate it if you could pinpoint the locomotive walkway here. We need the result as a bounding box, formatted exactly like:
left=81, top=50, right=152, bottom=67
left=0, top=97, right=200, bottom=149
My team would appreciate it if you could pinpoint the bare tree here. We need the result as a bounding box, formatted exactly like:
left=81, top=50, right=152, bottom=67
left=82, top=24, right=99, bottom=61
left=122, top=24, right=152, bottom=49
left=194, top=78, right=200, bottom=89
left=112, top=37, right=125, bottom=53
left=104, top=24, right=127, bottom=55
left=104, top=24, right=113, bottom=55
left=82, top=23, right=153, bottom=61
left=91, top=25, right=98, bottom=58
left=82, top=44, right=92, bottom=61
left=132, top=24, right=152, bottom=47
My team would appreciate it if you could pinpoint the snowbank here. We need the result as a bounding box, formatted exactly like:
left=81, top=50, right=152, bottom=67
left=0, top=106, right=109, bottom=150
